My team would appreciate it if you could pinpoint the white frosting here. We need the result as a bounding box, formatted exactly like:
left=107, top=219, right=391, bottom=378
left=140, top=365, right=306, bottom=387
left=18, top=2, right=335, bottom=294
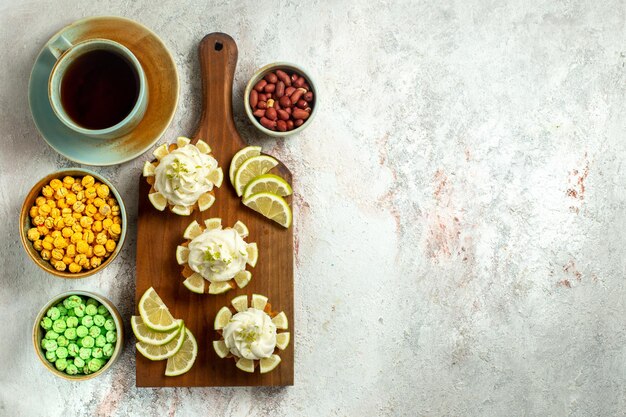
left=154, top=144, right=218, bottom=207
left=187, top=228, right=248, bottom=282
left=223, top=308, right=276, bottom=360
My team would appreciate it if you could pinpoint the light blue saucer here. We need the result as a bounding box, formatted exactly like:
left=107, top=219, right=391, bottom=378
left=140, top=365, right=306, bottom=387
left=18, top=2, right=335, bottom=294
left=28, top=16, right=179, bottom=166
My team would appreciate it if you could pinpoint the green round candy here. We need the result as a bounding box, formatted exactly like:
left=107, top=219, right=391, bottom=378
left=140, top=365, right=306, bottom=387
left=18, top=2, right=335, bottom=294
left=66, top=316, right=79, bottom=328
left=68, top=343, right=79, bottom=357
left=64, top=328, right=77, bottom=340
left=76, top=326, right=88, bottom=338
left=81, top=336, right=95, bottom=348
left=92, top=347, right=103, bottom=359
left=85, top=304, right=98, bottom=316
left=63, top=296, right=79, bottom=309
left=46, top=307, right=60, bottom=320
left=104, top=319, right=116, bottom=331
left=81, top=315, right=94, bottom=328
left=52, top=319, right=66, bottom=333
left=95, top=335, right=106, bottom=347
left=89, top=326, right=101, bottom=338
left=41, top=338, right=49, bottom=350
left=105, top=330, right=117, bottom=344
left=65, top=364, right=79, bottom=375
left=97, top=305, right=109, bottom=316
left=67, top=308, right=76, bottom=317
left=45, top=350, right=57, bottom=362
left=83, top=365, right=91, bottom=375
left=93, top=315, right=105, bottom=327
left=45, top=340, right=58, bottom=351
left=56, top=305, right=67, bottom=316
left=102, top=343, right=114, bottom=358
left=74, top=357, right=85, bottom=368
left=88, top=358, right=104, bottom=372
left=55, top=358, right=68, bottom=371
left=55, top=346, right=68, bottom=359
left=74, top=304, right=86, bottom=318
left=86, top=298, right=99, bottom=306
left=56, top=335, right=69, bottom=347
left=40, top=317, right=52, bottom=330
left=45, top=330, right=59, bottom=340
left=79, top=347, right=92, bottom=360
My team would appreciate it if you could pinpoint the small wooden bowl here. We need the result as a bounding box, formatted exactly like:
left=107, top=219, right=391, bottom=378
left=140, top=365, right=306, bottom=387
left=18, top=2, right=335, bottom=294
left=244, top=62, right=318, bottom=138
left=32, top=290, right=124, bottom=380
left=19, top=168, right=127, bottom=279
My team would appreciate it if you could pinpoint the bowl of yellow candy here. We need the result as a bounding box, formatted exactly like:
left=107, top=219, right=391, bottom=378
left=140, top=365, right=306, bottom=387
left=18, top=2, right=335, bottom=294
left=19, top=168, right=126, bottom=278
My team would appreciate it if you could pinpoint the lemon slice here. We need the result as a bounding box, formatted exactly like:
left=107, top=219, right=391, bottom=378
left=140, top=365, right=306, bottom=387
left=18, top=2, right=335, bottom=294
left=209, top=281, right=232, bottom=294
left=196, top=139, right=211, bottom=154
left=203, top=218, right=221, bottom=230
left=276, top=332, right=290, bottom=350
left=242, top=192, right=292, bottom=228
left=172, top=205, right=192, bottom=216
left=165, top=328, right=197, bottom=376
left=153, top=144, right=169, bottom=160
left=131, top=316, right=183, bottom=346
left=143, top=161, right=156, bottom=177
left=234, top=271, right=252, bottom=289
left=271, top=311, right=288, bottom=330
left=260, top=354, right=281, bottom=374
left=136, top=323, right=186, bottom=361
left=176, top=136, right=191, bottom=147
left=233, top=220, right=249, bottom=238
left=234, top=155, right=278, bottom=196
left=208, top=168, right=224, bottom=188
left=229, top=146, right=262, bottom=187
left=213, top=340, right=229, bottom=358
left=243, top=174, right=292, bottom=199
left=251, top=294, right=268, bottom=311
left=183, top=273, right=205, bottom=294
left=214, top=306, right=232, bottom=330
left=183, top=220, right=203, bottom=240
left=246, top=242, right=258, bottom=267
left=138, top=288, right=179, bottom=332
left=231, top=295, right=248, bottom=312
left=175, top=246, right=189, bottom=265
left=236, top=358, right=255, bottom=373
left=148, top=192, right=167, bottom=211
left=197, top=193, right=215, bottom=211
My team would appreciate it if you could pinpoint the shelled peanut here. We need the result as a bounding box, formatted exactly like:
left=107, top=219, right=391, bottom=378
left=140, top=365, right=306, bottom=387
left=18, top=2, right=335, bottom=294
left=26, top=175, right=122, bottom=274
left=249, top=69, right=314, bottom=132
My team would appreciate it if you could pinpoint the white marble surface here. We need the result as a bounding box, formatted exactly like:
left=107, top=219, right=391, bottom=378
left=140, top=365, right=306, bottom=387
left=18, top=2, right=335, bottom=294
left=2, top=1, right=626, bottom=416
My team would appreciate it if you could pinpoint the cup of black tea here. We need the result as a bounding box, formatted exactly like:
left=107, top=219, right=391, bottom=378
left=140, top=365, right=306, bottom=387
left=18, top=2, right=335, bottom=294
left=47, top=36, right=148, bottom=139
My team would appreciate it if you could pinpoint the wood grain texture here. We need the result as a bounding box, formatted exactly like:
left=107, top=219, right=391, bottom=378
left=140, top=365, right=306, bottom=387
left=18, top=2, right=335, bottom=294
left=135, top=33, right=294, bottom=387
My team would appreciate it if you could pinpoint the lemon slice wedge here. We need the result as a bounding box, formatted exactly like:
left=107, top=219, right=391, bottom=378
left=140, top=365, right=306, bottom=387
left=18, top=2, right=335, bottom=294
left=231, top=295, right=248, bottom=312
left=165, top=328, right=197, bottom=376
left=260, top=354, right=281, bottom=374
left=208, top=167, right=224, bottom=188
left=233, top=220, right=249, bottom=238
left=242, top=192, right=292, bottom=228
left=153, top=144, right=169, bottom=160
left=234, top=271, right=252, bottom=289
left=271, top=311, right=288, bottom=330
left=236, top=358, right=255, bottom=373
left=234, top=155, right=278, bottom=196
left=276, top=332, right=290, bottom=350
left=148, top=192, right=167, bottom=211
left=251, top=294, right=268, bottom=311
left=176, top=136, right=191, bottom=147
left=131, top=316, right=182, bottom=346
left=143, top=161, right=156, bottom=177
left=183, top=273, right=205, bottom=294
left=196, top=139, right=211, bottom=154
left=229, top=146, right=262, bottom=187
left=214, top=306, right=232, bottom=330
left=172, top=205, right=192, bottom=216
left=208, top=281, right=232, bottom=294
left=203, top=218, right=222, bottom=230
left=243, top=174, right=292, bottom=198
left=246, top=242, right=258, bottom=267
left=175, top=245, right=189, bottom=265
left=197, top=193, right=215, bottom=212
left=183, top=220, right=203, bottom=240
left=213, top=340, right=229, bottom=358
left=136, top=323, right=186, bottom=361
left=138, top=287, right=179, bottom=332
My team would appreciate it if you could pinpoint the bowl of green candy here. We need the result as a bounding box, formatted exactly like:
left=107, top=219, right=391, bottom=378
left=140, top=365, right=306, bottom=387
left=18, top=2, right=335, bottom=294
left=33, top=290, right=123, bottom=380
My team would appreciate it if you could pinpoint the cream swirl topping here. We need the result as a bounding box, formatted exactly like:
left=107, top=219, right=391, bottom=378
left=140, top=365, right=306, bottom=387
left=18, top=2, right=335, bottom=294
left=223, top=308, right=277, bottom=360
left=187, top=228, right=248, bottom=282
left=154, top=144, right=218, bottom=207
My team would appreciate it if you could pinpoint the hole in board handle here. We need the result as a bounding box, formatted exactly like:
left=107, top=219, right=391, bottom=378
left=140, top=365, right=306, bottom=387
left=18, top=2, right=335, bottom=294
left=215, top=42, right=223, bottom=51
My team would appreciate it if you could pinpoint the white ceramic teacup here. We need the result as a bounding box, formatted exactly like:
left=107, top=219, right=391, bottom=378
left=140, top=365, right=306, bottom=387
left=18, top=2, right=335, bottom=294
left=47, top=36, right=148, bottom=139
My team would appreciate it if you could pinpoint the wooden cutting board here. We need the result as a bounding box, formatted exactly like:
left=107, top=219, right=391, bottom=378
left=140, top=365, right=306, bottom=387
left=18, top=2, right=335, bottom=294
left=135, top=33, right=294, bottom=387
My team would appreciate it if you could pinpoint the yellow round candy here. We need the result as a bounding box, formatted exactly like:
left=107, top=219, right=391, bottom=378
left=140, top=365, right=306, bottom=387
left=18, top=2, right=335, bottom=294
left=80, top=216, right=93, bottom=228
left=65, top=193, right=77, bottom=205
left=76, top=240, right=89, bottom=254
left=99, top=205, right=111, bottom=216
left=105, top=240, right=116, bottom=252
left=27, top=228, right=40, bottom=241
left=96, top=232, right=108, bottom=245
left=70, top=232, right=82, bottom=244
left=102, top=219, right=113, bottom=230
left=109, top=223, right=122, bottom=236
left=51, top=248, right=64, bottom=261
left=71, top=224, right=83, bottom=233
left=93, top=244, right=106, bottom=257
left=53, top=260, right=66, bottom=271
left=96, top=184, right=110, bottom=199
left=66, top=244, right=76, bottom=257
left=37, top=225, right=50, bottom=236
left=42, top=185, right=54, bottom=197
left=49, top=179, right=63, bottom=190
left=72, top=202, right=85, bottom=213
left=53, top=236, right=68, bottom=249
left=62, top=176, right=75, bottom=188
left=71, top=183, right=83, bottom=193
left=85, top=187, right=97, bottom=199
left=40, top=249, right=51, bottom=260
left=90, top=257, right=102, bottom=268
left=35, top=196, right=47, bottom=207
left=62, top=256, right=73, bottom=265
left=81, top=175, right=95, bottom=187
left=38, top=205, right=51, bottom=216
left=85, top=204, right=97, bottom=217
left=53, top=218, right=65, bottom=230
left=83, top=230, right=95, bottom=244
left=68, top=263, right=82, bottom=273
left=92, top=221, right=103, bottom=232
left=33, top=240, right=43, bottom=251
left=55, top=187, right=68, bottom=199
left=29, top=206, right=39, bottom=218
left=41, top=240, right=53, bottom=251
left=63, top=216, right=76, bottom=226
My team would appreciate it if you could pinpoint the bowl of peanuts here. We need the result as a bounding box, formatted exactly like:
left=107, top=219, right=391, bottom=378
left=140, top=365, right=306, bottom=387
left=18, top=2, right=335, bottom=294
left=19, top=168, right=127, bottom=278
left=244, top=62, right=317, bottom=137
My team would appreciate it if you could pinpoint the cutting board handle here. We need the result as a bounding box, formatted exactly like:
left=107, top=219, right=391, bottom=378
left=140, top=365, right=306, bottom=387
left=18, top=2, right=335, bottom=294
left=194, top=33, right=243, bottom=147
